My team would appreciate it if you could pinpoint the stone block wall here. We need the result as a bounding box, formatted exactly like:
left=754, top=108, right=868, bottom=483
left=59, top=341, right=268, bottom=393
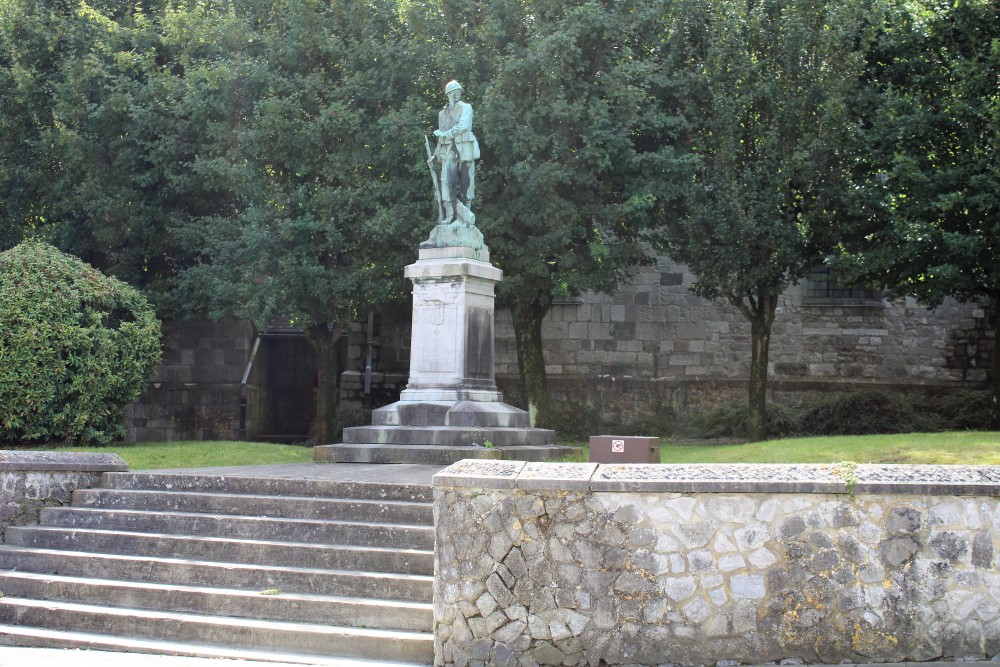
left=126, top=256, right=993, bottom=439
left=433, top=460, right=1000, bottom=667
left=355, top=255, right=990, bottom=425
left=489, top=257, right=992, bottom=423
left=0, top=451, right=127, bottom=540
left=126, top=318, right=254, bottom=442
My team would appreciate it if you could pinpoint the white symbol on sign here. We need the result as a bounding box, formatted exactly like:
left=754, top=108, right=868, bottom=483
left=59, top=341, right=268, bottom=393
left=612, top=439, right=625, bottom=453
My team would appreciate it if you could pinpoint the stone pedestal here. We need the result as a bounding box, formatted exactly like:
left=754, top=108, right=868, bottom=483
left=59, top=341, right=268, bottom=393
left=398, top=246, right=503, bottom=403
left=314, top=243, right=579, bottom=465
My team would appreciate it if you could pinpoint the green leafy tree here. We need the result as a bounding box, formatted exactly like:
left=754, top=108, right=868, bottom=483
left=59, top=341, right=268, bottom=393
left=0, top=0, right=223, bottom=295
left=0, top=241, right=161, bottom=445
left=427, top=0, right=688, bottom=426
left=656, top=0, right=881, bottom=440
left=174, top=0, right=424, bottom=445
left=836, top=0, right=1000, bottom=428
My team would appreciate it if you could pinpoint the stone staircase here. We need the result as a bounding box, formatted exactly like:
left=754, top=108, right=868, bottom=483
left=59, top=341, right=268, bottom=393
left=0, top=472, right=435, bottom=665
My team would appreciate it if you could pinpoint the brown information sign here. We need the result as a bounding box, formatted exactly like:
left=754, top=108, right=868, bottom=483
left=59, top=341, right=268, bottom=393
left=588, top=436, right=660, bottom=464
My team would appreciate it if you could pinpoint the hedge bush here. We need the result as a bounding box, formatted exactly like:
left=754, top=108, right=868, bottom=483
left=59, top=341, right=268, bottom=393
left=797, top=388, right=943, bottom=436
left=685, top=402, right=802, bottom=440
left=937, top=390, right=993, bottom=431
left=682, top=388, right=987, bottom=439
left=0, top=242, right=161, bottom=445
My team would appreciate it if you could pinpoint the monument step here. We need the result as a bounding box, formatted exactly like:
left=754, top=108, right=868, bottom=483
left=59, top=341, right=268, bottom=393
left=37, top=506, right=435, bottom=549
left=0, top=571, right=432, bottom=631
left=0, top=624, right=428, bottom=665
left=100, top=472, right=433, bottom=503
left=372, top=400, right=530, bottom=428
left=0, top=597, right=434, bottom=663
left=315, top=443, right=501, bottom=465
left=71, top=488, right=433, bottom=525
left=0, top=546, right=433, bottom=602
left=341, top=425, right=556, bottom=447
left=5, top=526, right=433, bottom=574
left=315, top=443, right=582, bottom=465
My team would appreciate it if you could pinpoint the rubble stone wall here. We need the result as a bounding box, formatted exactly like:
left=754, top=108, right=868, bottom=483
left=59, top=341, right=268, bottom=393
left=0, top=451, right=128, bottom=540
left=432, top=461, right=1000, bottom=667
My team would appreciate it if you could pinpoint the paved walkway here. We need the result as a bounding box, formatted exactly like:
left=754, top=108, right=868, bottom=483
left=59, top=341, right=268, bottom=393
left=0, top=646, right=415, bottom=666
left=144, top=462, right=446, bottom=485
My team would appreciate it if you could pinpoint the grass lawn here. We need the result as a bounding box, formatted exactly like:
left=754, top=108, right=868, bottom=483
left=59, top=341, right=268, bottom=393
left=44, top=441, right=314, bottom=470
left=657, top=431, right=1000, bottom=464
left=31, top=431, right=1000, bottom=468
left=576, top=431, right=1000, bottom=465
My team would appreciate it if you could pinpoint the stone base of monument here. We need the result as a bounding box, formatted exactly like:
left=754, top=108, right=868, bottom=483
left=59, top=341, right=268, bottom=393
left=314, top=400, right=580, bottom=465
left=313, top=236, right=581, bottom=465
left=314, top=442, right=579, bottom=465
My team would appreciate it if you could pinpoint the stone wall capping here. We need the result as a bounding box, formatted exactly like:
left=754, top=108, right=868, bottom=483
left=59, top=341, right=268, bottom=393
left=432, top=459, right=525, bottom=488
left=434, top=460, right=1000, bottom=496
left=515, top=462, right=598, bottom=490
left=0, top=450, right=128, bottom=472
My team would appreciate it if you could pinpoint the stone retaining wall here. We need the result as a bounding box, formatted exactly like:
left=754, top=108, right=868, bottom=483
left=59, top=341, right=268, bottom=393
left=0, top=451, right=128, bottom=540
left=432, top=461, right=1000, bottom=667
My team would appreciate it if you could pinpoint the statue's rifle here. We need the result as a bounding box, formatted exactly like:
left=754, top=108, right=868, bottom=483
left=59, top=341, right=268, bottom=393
left=425, top=135, right=444, bottom=223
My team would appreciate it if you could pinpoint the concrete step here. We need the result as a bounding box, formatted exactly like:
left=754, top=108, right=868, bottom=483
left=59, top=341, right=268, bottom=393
left=0, top=597, right=433, bottom=663
left=316, top=443, right=582, bottom=465
left=0, top=546, right=433, bottom=602
left=371, top=400, right=531, bottom=428
left=37, top=507, right=435, bottom=549
left=0, top=571, right=432, bottom=631
left=0, top=470, right=437, bottom=664
left=0, top=626, right=430, bottom=665
left=342, top=425, right=556, bottom=447
left=72, top=488, right=433, bottom=525
left=4, top=526, right=432, bottom=574
left=100, top=472, right=433, bottom=503
left=315, top=443, right=501, bottom=464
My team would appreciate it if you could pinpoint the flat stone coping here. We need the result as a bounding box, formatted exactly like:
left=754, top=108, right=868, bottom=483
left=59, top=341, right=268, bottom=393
left=0, top=450, right=128, bottom=472
left=147, top=462, right=445, bottom=486
left=433, top=460, right=1000, bottom=495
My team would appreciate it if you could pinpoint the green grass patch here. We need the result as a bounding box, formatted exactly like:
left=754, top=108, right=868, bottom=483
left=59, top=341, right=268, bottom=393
left=32, top=431, right=1000, bottom=469
left=41, top=441, right=314, bottom=470
left=562, top=431, right=1000, bottom=465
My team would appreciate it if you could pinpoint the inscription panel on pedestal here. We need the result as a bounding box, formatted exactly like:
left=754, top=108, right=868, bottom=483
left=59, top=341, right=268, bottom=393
left=414, top=281, right=460, bottom=373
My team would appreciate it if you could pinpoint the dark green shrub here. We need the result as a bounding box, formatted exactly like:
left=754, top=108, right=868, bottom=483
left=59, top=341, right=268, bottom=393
left=684, top=402, right=801, bottom=439
left=548, top=404, right=602, bottom=440
left=936, top=390, right=993, bottom=430
left=0, top=242, right=161, bottom=445
left=799, top=389, right=942, bottom=436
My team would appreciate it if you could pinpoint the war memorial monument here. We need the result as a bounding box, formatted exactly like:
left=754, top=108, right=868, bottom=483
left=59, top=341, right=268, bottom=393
left=314, top=81, right=577, bottom=464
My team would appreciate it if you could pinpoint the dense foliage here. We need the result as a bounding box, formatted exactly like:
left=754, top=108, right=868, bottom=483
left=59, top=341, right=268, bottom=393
left=169, top=0, right=425, bottom=444
left=836, top=0, right=1000, bottom=428
left=0, top=242, right=161, bottom=445
left=444, top=0, right=689, bottom=425
left=655, top=0, right=881, bottom=439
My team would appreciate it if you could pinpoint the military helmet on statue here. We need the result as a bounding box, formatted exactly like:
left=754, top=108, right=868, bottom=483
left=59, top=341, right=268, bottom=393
left=444, top=80, right=463, bottom=94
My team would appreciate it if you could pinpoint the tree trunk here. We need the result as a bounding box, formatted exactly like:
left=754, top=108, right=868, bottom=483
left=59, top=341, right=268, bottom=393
left=304, top=322, right=342, bottom=446
left=730, top=290, right=778, bottom=442
left=510, top=297, right=552, bottom=428
left=990, top=296, right=999, bottom=430
left=747, top=313, right=773, bottom=441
